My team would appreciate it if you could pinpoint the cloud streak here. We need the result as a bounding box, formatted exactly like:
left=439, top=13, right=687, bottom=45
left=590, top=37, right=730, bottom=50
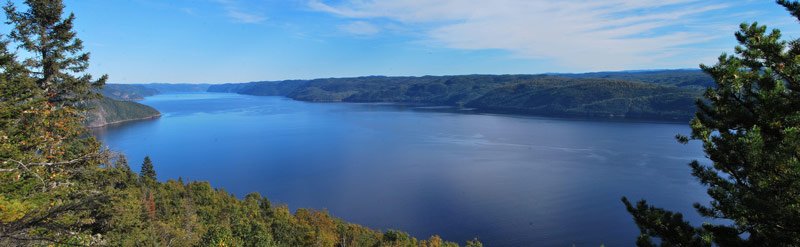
left=215, top=0, right=267, bottom=24
left=339, top=21, right=380, bottom=35
left=309, top=0, right=732, bottom=70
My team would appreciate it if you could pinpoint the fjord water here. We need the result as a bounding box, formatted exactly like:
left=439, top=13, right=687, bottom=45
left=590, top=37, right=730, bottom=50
left=93, top=92, right=708, bottom=246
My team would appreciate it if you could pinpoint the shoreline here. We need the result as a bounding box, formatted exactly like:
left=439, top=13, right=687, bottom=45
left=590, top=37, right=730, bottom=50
left=87, top=113, right=162, bottom=128
left=223, top=92, right=694, bottom=124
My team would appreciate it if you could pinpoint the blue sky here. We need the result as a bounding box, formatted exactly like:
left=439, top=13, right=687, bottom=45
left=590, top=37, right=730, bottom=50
left=4, top=0, right=800, bottom=83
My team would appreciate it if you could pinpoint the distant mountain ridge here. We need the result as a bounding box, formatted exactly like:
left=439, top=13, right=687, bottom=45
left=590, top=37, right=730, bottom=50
left=103, top=83, right=212, bottom=99
left=554, top=69, right=714, bottom=88
left=209, top=70, right=710, bottom=121
left=132, top=83, right=211, bottom=93
left=101, top=84, right=159, bottom=101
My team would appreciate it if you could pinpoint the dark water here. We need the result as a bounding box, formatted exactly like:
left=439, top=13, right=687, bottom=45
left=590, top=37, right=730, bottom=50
left=93, top=92, right=709, bottom=246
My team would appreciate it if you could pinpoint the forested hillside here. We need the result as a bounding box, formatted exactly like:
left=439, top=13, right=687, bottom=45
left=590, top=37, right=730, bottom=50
left=93, top=83, right=215, bottom=127
left=101, top=84, right=159, bottom=100
left=136, top=83, right=211, bottom=93
left=95, top=84, right=162, bottom=128
left=101, top=83, right=212, bottom=100
left=100, top=156, right=480, bottom=247
left=466, top=78, right=699, bottom=119
left=556, top=69, right=714, bottom=88
left=85, top=97, right=160, bottom=127
left=209, top=73, right=703, bottom=121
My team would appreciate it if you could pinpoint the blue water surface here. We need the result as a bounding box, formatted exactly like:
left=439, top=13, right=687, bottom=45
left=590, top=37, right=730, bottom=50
left=93, top=92, right=709, bottom=246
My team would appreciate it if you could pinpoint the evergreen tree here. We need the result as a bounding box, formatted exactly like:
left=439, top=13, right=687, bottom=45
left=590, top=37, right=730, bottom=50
left=465, top=238, right=483, bottom=247
left=622, top=1, right=800, bottom=246
left=116, top=154, right=130, bottom=172
left=140, top=156, right=156, bottom=182
left=4, top=0, right=106, bottom=107
left=0, top=0, right=111, bottom=244
left=111, top=154, right=138, bottom=189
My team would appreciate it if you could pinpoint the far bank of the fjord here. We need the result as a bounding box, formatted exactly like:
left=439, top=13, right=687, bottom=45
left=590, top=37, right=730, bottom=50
left=208, top=70, right=709, bottom=122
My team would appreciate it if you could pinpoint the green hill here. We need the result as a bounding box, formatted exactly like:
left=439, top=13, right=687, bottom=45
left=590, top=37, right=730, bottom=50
left=90, top=83, right=218, bottom=128
left=466, top=77, right=699, bottom=120
left=555, top=69, right=714, bottom=88
left=134, top=83, right=211, bottom=93
left=85, top=97, right=161, bottom=127
left=101, top=83, right=213, bottom=100
left=209, top=72, right=704, bottom=121
left=101, top=84, right=159, bottom=100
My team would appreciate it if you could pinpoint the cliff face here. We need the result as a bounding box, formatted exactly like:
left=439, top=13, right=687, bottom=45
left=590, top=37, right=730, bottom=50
left=85, top=97, right=161, bottom=127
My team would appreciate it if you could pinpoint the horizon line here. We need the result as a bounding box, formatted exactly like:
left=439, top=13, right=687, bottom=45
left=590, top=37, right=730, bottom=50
left=108, top=68, right=704, bottom=85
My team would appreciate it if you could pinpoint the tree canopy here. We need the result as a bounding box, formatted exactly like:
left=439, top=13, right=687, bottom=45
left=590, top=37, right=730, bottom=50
left=0, top=0, right=111, bottom=243
left=139, top=156, right=156, bottom=182
left=623, top=0, right=800, bottom=246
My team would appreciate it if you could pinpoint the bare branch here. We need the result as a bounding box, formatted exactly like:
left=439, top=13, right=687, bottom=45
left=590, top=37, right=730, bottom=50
left=3, top=158, right=46, bottom=191
left=5, top=152, right=101, bottom=168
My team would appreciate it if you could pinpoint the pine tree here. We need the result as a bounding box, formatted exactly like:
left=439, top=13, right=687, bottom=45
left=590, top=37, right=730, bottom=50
left=4, top=0, right=106, bottom=107
left=117, top=155, right=130, bottom=172
left=140, top=156, right=156, bottom=182
left=0, top=0, right=111, bottom=244
left=622, top=1, right=800, bottom=246
left=112, top=154, right=138, bottom=188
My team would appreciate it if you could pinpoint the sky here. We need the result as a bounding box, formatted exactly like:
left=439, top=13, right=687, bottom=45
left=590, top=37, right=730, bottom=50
left=2, top=0, right=800, bottom=83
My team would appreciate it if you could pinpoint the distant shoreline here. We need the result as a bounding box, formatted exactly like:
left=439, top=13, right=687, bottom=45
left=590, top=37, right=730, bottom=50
left=207, top=72, right=705, bottom=123
left=206, top=92, right=695, bottom=124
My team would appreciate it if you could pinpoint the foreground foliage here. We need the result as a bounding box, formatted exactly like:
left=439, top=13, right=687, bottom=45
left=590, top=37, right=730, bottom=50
left=623, top=0, right=800, bottom=246
left=0, top=0, right=478, bottom=246
left=1, top=0, right=110, bottom=243
left=100, top=157, right=480, bottom=247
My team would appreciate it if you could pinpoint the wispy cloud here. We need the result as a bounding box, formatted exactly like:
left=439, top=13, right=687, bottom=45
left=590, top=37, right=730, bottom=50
left=215, top=0, right=267, bottom=24
left=180, top=7, right=196, bottom=16
left=339, top=21, right=380, bottom=35
left=309, top=0, right=733, bottom=70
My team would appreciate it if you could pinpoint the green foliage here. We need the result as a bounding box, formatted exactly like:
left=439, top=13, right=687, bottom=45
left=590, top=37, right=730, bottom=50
left=467, top=77, right=699, bottom=120
left=139, top=156, right=156, bottom=182
left=99, top=83, right=213, bottom=100
left=559, top=70, right=715, bottom=89
left=94, top=172, right=477, bottom=247
left=623, top=1, right=800, bottom=246
left=622, top=198, right=712, bottom=246
left=209, top=74, right=703, bottom=121
left=200, top=225, right=239, bottom=247
left=465, top=238, right=483, bottom=247
left=0, top=0, right=113, bottom=244
left=382, top=230, right=418, bottom=246
left=4, top=0, right=107, bottom=107
left=93, top=84, right=213, bottom=128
